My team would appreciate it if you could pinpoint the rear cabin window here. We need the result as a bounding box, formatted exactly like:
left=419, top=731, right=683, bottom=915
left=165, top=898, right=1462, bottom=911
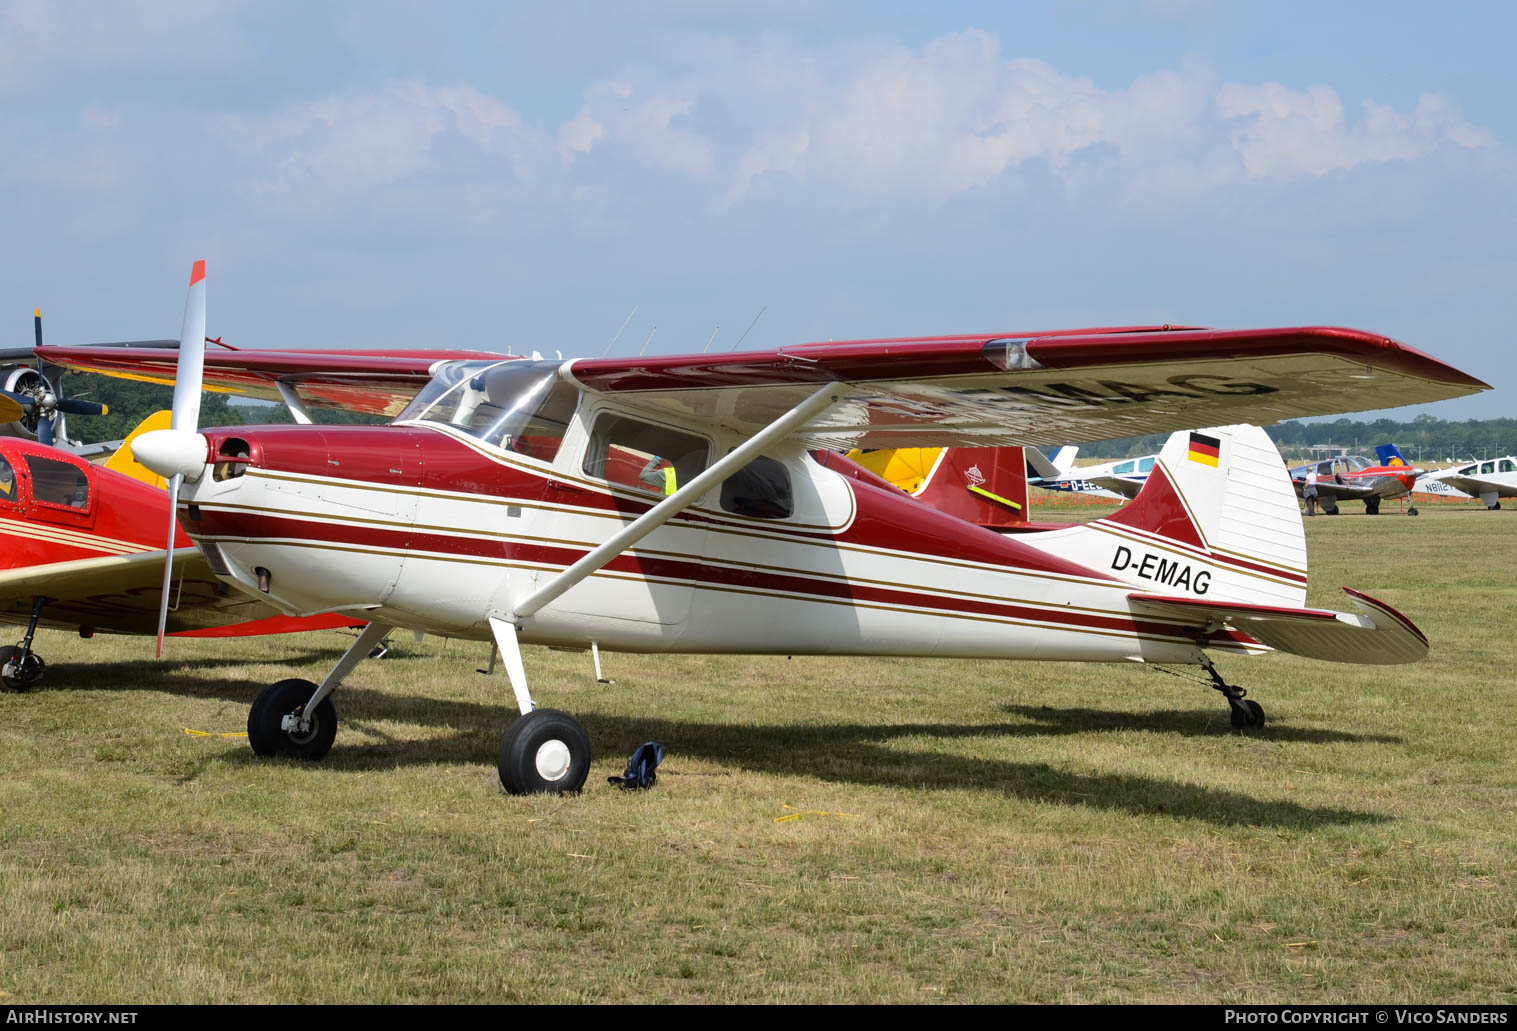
left=583, top=415, right=708, bottom=497
left=1137, top=457, right=1156, bottom=473
left=720, top=456, right=793, bottom=519
left=1113, top=461, right=1135, bottom=475
left=26, top=456, right=88, bottom=510
left=1501, top=460, right=1515, bottom=473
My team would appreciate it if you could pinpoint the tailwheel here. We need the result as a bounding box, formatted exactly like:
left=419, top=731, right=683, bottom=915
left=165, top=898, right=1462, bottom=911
left=248, top=678, right=337, bottom=760
left=498, top=709, right=590, bottom=795
left=0, top=645, right=44, bottom=692
left=1200, top=656, right=1266, bottom=732
left=1229, top=699, right=1266, bottom=730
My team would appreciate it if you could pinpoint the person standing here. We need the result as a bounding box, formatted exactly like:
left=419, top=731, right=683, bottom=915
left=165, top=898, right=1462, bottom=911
left=1303, top=466, right=1320, bottom=516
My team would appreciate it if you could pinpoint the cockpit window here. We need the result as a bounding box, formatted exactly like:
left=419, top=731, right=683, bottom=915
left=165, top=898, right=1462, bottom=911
left=0, top=455, right=14, bottom=504
left=25, top=455, right=88, bottom=510
left=396, top=359, right=579, bottom=462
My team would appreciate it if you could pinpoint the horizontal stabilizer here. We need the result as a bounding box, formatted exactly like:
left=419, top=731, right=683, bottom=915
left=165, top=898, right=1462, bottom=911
left=1128, top=587, right=1428, bottom=665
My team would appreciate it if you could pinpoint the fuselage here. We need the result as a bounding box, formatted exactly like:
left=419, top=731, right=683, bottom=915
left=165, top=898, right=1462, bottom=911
left=176, top=380, right=1271, bottom=666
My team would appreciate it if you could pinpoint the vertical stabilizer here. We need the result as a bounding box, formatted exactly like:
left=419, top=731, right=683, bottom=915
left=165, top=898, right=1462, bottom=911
left=1015, top=425, right=1308, bottom=608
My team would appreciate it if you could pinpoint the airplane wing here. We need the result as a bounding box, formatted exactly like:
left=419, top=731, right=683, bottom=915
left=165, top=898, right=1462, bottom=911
left=0, top=548, right=358, bottom=636
left=560, top=326, right=1488, bottom=449
left=1424, top=470, right=1515, bottom=500
left=36, top=346, right=506, bottom=419
left=1080, top=475, right=1144, bottom=500
left=1128, top=588, right=1428, bottom=665
left=1295, top=479, right=1378, bottom=502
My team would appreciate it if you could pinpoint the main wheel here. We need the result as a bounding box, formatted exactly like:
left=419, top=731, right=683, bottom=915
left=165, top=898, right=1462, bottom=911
left=1407, top=506, right=1419, bottom=517
left=248, top=678, right=337, bottom=760
left=0, top=646, right=44, bottom=692
left=497, top=709, right=591, bottom=795
left=1364, top=497, right=1380, bottom=516
left=1230, top=699, right=1265, bottom=730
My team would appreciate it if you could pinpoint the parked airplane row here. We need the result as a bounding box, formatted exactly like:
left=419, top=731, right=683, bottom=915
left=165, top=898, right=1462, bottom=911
left=2, top=262, right=1494, bottom=795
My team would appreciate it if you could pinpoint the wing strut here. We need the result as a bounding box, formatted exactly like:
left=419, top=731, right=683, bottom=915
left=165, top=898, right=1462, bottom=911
left=512, top=381, right=849, bottom=619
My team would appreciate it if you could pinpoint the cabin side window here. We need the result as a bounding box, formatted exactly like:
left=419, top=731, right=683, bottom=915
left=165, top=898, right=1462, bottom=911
left=1501, top=459, right=1515, bottom=474
left=0, top=455, right=15, bottom=505
left=583, top=414, right=709, bottom=497
left=720, top=456, right=793, bottom=519
left=25, top=455, right=88, bottom=510
left=1137, top=457, right=1155, bottom=473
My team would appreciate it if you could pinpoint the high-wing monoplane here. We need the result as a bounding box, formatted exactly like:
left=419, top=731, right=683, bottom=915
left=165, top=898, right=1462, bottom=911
left=45, top=264, right=1489, bottom=793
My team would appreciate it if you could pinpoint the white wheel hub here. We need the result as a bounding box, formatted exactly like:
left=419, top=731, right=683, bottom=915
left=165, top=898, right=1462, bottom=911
left=535, top=739, right=572, bottom=782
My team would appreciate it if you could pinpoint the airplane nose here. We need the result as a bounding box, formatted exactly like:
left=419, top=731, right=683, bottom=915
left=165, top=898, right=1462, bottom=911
left=132, top=429, right=210, bottom=481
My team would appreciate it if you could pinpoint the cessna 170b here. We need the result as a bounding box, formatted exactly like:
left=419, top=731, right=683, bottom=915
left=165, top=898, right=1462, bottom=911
left=42, top=263, right=1489, bottom=794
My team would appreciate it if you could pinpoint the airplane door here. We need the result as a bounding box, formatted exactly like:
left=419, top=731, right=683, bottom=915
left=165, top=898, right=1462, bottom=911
left=542, top=407, right=710, bottom=631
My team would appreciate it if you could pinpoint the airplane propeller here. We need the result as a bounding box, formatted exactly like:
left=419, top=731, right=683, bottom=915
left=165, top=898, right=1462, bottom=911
left=131, top=261, right=210, bottom=656
left=1, top=309, right=110, bottom=446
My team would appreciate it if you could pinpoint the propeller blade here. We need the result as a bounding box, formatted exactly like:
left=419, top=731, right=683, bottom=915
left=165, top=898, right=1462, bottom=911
left=170, top=261, right=206, bottom=433
left=55, top=398, right=107, bottom=417
left=38, top=412, right=53, bottom=447
left=0, top=394, right=24, bottom=423
left=155, top=260, right=208, bottom=656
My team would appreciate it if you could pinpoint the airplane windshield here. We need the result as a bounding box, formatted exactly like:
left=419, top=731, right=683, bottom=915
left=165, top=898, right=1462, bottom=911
left=1345, top=456, right=1371, bottom=471
left=397, top=359, right=580, bottom=461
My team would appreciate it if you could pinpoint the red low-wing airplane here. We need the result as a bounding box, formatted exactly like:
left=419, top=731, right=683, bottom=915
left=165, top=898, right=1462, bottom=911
left=41, top=263, right=1490, bottom=794
left=0, top=415, right=379, bottom=691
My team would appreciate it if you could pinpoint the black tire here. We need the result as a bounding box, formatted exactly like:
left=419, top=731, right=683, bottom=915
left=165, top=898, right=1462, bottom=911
left=1491, top=502, right=1502, bottom=511
left=497, top=709, right=591, bottom=795
left=247, top=678, right=337, bottom=760
left=1364, top=497, right=1380, bottom=516
left=0, top=645, right=44, bottom=692
left=1230, top=699, right=1265, bottom=730
left=1407, top=506, right=1419, bottom=517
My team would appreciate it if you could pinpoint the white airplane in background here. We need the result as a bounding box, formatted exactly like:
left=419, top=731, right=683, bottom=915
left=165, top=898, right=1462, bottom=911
left=1418, top=457, right=1517, bottom=509
left=1028, top=448, right=1158, bottom=501
left=43, top=263, right=1490, bottom=796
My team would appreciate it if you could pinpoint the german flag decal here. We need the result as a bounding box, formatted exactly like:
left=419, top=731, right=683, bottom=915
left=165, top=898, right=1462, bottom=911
left=1187, top=431, right=1221, bottom=467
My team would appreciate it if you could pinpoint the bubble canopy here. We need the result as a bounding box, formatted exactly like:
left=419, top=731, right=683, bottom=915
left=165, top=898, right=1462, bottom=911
left=396, top=359, right=580, bottom=459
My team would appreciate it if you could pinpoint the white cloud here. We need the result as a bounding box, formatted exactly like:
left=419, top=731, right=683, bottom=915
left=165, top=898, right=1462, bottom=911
left=224, top=78, right=546, bottom=221
left=557, top=109, right=604, bottom=160
left=1216, top=83, right=1495, bottom=178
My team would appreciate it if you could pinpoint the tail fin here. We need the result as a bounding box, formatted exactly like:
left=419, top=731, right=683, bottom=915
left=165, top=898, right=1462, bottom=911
left=1375, top=442, right=1409, bottom=467
left=847, top=446, right=1030, bottom=528
left=1049, top=445, right=1077, bottom=475
left=1016, top=425, right=1308, bottom=608
left=102, top=410, right=172, bottom=490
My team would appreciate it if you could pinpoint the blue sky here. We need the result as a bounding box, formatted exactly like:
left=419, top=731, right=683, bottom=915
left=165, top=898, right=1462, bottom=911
left=2, top=1, right=1512, bottom=419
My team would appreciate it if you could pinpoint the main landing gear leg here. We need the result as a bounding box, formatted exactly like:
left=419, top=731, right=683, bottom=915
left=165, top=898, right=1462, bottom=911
left=1, top=596, right=51, bottom=692
left=247, top=620, right=394, bottom=760
left=489, top=616, right=590, bottom=795
left=1201, top=654, right=1265, bottom=730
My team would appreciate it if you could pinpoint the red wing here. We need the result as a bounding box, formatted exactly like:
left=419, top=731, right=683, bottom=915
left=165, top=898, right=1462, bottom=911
left=563, top=326, right=1487, bottom=450
left=36, top=346, right=505, bottom=418
left=0, top=549, right=360, bottom=636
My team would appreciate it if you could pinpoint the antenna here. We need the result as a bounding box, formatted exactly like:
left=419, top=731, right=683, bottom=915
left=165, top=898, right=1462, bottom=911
left=701, top=326, right=720, bottom=353
left=730, top=304, right=767, bottom=351
left=637, top=326, right=657, bottom=356
left=600, top=304, right=639, bottom=358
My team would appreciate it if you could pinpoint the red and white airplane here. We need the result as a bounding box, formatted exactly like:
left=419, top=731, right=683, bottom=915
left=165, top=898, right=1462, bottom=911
left=41, top=263, right=1489, bottom=793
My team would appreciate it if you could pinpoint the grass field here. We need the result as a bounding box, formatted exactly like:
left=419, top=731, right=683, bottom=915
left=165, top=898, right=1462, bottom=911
left=1, top=502, right=1514, bottom=1003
